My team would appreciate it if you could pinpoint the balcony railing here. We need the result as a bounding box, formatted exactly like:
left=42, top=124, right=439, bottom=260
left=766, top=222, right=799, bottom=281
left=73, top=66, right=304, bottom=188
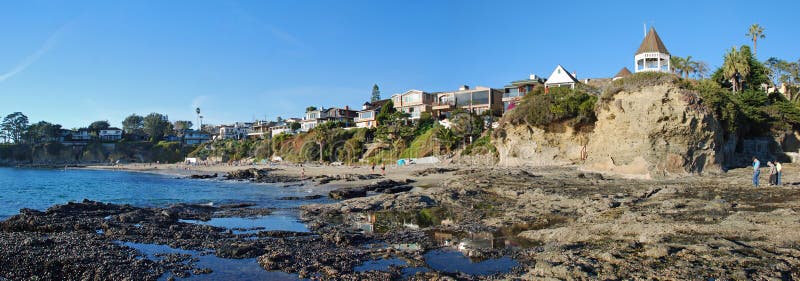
left=432, top=101, right=455, bottom=110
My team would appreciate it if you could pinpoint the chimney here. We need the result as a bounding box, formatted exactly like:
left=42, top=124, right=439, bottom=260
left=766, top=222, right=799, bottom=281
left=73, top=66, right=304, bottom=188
left=345, top=105, right=350, bottom=111
left=459, top=85, right=470, bottom=91
left=572, top=72, right=577, bottom=79
left=529, top=74, right=537, bottom=80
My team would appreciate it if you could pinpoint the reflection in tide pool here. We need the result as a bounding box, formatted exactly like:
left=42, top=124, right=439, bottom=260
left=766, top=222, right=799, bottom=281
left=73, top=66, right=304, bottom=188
left=424, top=249, right=518, bottom=276
left=119, top=241, right=300, bottom=281
left=349, top=209, right=524, bottom=277
left=179, top=210, right=309, bottom=234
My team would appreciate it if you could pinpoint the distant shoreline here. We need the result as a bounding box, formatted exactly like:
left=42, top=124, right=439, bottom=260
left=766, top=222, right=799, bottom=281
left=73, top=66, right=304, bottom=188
left=79, top=161, right=450, bottom=190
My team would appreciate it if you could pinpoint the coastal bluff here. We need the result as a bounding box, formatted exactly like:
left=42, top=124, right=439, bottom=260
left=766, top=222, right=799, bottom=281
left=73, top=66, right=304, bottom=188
left=495, top=83, right=726, bottom=179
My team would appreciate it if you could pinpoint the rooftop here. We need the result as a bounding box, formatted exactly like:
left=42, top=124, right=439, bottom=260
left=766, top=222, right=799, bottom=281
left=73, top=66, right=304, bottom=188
left=636, top=27, right=670, bottom=55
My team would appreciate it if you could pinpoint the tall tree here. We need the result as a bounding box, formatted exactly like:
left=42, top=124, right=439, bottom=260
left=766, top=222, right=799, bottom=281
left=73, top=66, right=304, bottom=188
left=746, top=24, right=766, bottom=57
left=312, top=127, right=330, bottom=162
left=692, top=61, right=709, bottom=79
left=375, top=100, right=395, bottom=125
left=289, top=122, right=301, bottom=131
left=722, top=47, right=750, bottom=92
left=173, top=120, right=193, bottom=133
left=371, top=84, right=381, bottom=102
left=24, top=121, right=62, bottom=144
left=1, top=112, right=29, bottom=143
left=449, top=110, right=483, bottom=146
left=88, top=120, right=111, bottom=135
left=682, top=56, right=695, bottom=80
left=670, top=56, right=685, bottom=76
left=122, top=114, right=144, bottom=137
left=143, top=113, right=172, bottom=142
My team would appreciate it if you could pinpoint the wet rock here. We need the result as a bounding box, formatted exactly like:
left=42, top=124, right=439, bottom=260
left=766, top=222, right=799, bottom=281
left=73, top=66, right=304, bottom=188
left=413, top=167, right=458, bottom=177
left=225, top=168, right=300, bottom=183
left=329, top=188, right=367, bottom=200
left=189, top=174, right=217, bottom=179
left=279, top=195, right=324, bottom=200
left=215, top=242, right=264, bottom=258
left=329, top=179, right=415, bottom=200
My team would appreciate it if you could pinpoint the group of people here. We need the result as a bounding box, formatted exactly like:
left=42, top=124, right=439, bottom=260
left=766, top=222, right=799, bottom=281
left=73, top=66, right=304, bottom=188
left=752, top=157, right=782, bottom=187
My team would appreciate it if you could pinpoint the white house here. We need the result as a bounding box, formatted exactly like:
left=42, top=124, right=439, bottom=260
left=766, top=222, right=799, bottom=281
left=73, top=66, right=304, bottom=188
left=301, top=109, right=323, bottom=132
left=270, top=118, right=301, bottom=137
left=70, top=129, right=92, bottom=141
left=544, top=65, right=579, bottom=90
left=218, top=122, right=252, bottom=140
left=634, top=27, right=670, bottom=73
left=99, top=128, right=123, bottom=141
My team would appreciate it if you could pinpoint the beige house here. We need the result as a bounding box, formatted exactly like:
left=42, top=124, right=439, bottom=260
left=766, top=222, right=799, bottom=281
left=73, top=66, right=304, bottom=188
left=391, top=90, right=435, bottom=119
left=432, top=85, right=503, bottom=119
left=355, top=99, right=389, bottom=128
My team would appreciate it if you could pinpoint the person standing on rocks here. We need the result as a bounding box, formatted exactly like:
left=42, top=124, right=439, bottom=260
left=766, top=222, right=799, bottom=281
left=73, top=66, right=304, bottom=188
left=776, top=161, right=783, bottom=185
left=381, top=163, right=386, bottom=176
left=767, top=161, right=777, bottom=186
left=753, top=157, right=761, bottom=187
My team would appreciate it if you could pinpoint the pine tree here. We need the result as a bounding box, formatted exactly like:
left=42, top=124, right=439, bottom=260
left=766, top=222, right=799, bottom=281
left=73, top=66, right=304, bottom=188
left=371, top=84, right=381, bottom=102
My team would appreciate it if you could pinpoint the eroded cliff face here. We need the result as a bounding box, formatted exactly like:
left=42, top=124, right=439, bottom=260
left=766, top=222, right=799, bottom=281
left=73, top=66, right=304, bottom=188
left=495, top=84, right=726, bottom=178
left=583, top=84, right=725, bottom=178
left=494, top=125, right=588, bottom=167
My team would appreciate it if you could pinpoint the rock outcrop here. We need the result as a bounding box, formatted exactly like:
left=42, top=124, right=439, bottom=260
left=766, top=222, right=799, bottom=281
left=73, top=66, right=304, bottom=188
left=495, top=125, right=588, bottom=167
left=583, top=84, right=725, bottom=178
left=495, top=83, right=726, bottom=178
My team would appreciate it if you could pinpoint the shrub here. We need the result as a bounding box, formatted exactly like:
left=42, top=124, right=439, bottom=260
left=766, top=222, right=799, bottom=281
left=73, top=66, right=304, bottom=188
left=506, top=86, right=598, bottom=130
left=602, top=72, right=678, bottom=101
left=461, top=135, right=497, bottom=157
left=399, top=127, right=436, bottom=159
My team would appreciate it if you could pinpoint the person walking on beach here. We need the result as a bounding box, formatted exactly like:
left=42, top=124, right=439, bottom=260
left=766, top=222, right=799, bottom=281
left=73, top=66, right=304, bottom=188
left=768, top=161, right=777, bottom=186
left=380, top=163, right=386, bottom=176
left=371, top=163, right=375, bottom=173
left=776, top=161, right=783, bottom=185
left=300, top=164, right=305, bottom=179
left=752, top=157, right=761, bottom=187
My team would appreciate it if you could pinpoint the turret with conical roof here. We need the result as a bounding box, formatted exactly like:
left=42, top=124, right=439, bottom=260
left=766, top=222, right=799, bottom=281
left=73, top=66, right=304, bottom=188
left=634, top=27, right=671, bottom=73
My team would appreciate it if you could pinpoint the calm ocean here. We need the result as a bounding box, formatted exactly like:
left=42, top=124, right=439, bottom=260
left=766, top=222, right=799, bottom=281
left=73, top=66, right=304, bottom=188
left=0, top=167, right=328, bottom=219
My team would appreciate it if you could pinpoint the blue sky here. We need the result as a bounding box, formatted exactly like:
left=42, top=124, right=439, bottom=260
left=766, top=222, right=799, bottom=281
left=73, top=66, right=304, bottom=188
left=1, top=0, right=798, bottom=129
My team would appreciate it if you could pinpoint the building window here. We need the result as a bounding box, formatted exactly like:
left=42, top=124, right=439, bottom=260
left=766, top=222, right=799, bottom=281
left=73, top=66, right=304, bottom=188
left=472, top=90, right=489, bottom=105
left=403, top=93, right=420, bottom=103
left=456, top=92, right=471, bottom=107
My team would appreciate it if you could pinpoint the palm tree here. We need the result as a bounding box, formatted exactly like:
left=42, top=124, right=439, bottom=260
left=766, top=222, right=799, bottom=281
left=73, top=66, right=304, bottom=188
left=746, top=24, right=766, bottom=57
left=692, top=61, right=709, bottom=79
left=195, top=107, right=201, bottom=130
left=670, top=56, right=685, bottom=76
left=682, top=56, right=695, bottom=80
left=313, top=128, right=329, bottom=163
left=723, top=47, right=750, bottom=92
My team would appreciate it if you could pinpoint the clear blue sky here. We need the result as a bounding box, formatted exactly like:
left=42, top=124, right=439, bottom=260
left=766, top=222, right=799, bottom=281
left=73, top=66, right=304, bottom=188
left=1, top=0, right=798, bottom=129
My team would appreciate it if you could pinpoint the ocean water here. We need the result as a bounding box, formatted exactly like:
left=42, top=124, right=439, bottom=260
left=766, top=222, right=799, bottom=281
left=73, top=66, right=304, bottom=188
left=0, top=167, right=331, bottom=219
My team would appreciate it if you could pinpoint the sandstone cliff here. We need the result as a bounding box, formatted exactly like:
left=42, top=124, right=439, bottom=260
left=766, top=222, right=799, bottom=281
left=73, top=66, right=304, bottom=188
left=494, top=125, right=587, bottom=166
left=583, top=84, right=725, bottom=178
left=495, top=83, right=726, bottom=178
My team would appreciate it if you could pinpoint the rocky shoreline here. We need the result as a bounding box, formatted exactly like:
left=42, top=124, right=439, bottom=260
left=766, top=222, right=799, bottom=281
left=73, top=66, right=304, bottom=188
left=4, top=164, right=800, bottom=280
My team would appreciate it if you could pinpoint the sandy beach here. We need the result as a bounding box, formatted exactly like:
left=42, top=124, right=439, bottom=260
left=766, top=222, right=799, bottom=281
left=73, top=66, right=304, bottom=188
left=81, top=161, right=453, bottom=189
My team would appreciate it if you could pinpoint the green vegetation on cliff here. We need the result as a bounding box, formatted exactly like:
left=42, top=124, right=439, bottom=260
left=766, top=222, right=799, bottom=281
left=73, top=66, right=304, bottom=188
left=504, top=85, right=598, bottom=130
